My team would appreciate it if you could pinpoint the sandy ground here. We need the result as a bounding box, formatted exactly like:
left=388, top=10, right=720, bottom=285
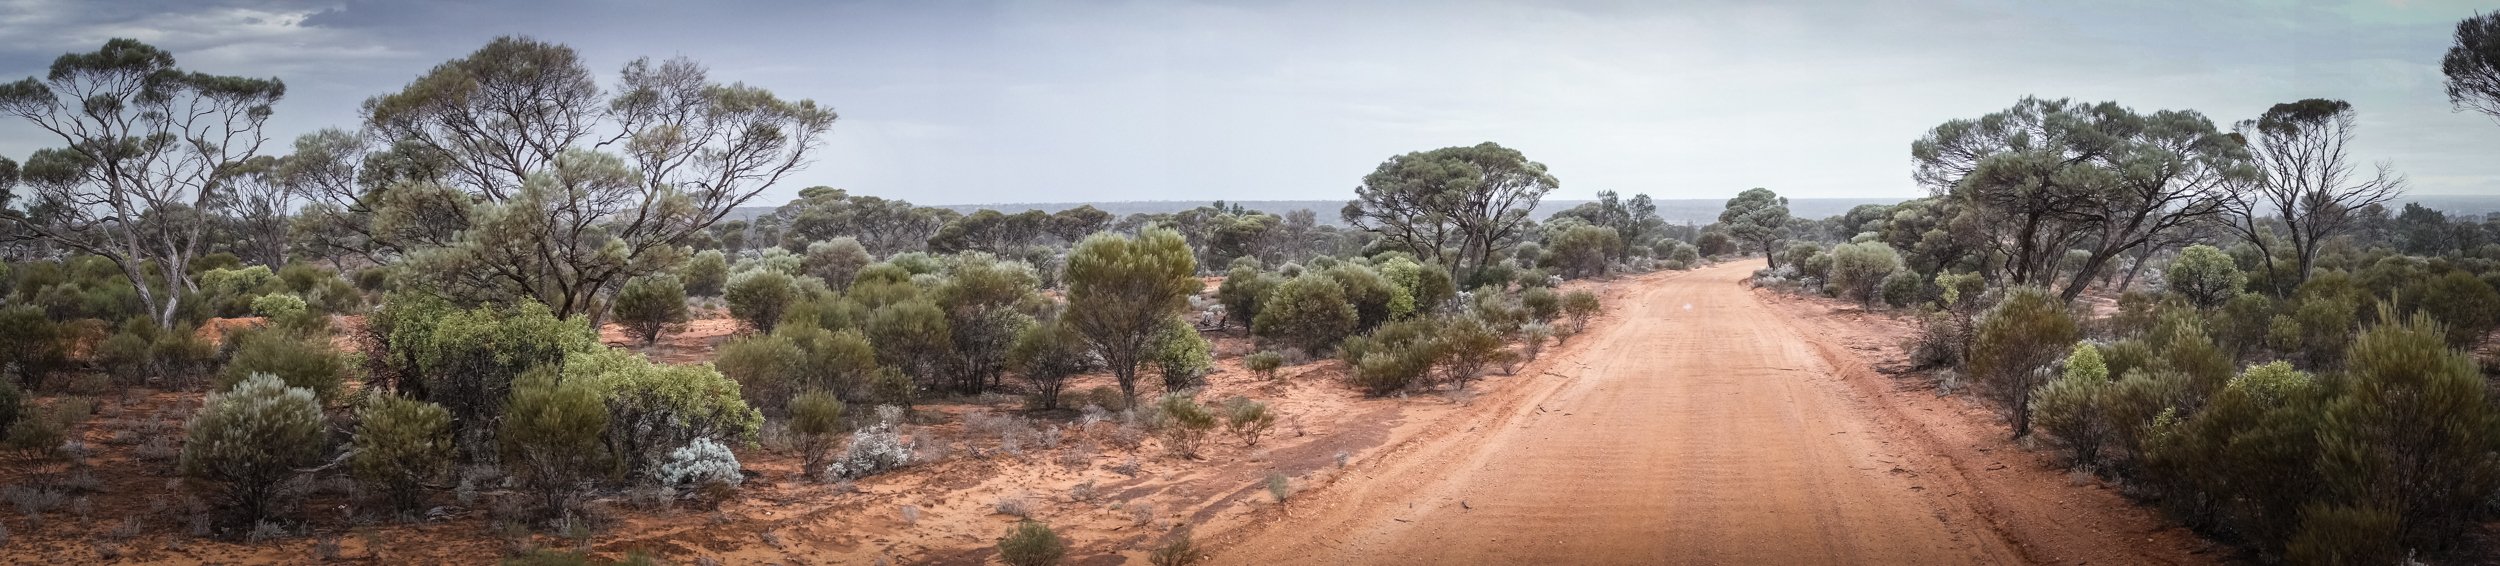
left=1207, top=261, right=2219, bottom=565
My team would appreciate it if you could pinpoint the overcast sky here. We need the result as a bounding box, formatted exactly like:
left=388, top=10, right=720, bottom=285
left=2, top=0, right=2496, bottom=206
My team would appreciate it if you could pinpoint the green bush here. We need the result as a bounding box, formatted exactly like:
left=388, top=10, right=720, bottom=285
left=1339, top=318, right=1442, bottom=396
left=1223, top=397, right=1275, bottom=447
left=217, top=329, right=354, bottom=402
left=2165, top=245, right=2245, bottom=309
left=181, top=373, right=326, bottom=525
left=2215, top=293, right=2275, bottom=357
left=381, top=298, right=597, bottom=450
left=725, top=270, right=798, bottom=333
left=2311, top=311, right=2500, bottom=554
left=1379, top=258, right=1456, bottom=316
left=1253, top=274, right=1359, bottom=355
left=1009, top=322, right=1091, bottom=410
left=2405, top=271, right=2500, bottom=349
left=1150, top=319, right=1213, bottom=391
left=1435, top=316, right=1504, bottom=389
left=715, top=333, right=806, bottom=415
left=681, top=250, right=729, bottom=297
left=250, top=293, right=308, bottom=321
left=868, top=299, right=952, bottom=390
left=1970, top=287, right=2079, bottom=438
left=788, top=326, right=880, bottom=401
left=1324, top=264, right=1404, bottom=331
left=802, top=238, right=873, bottom=292
left=1828, top=242, right=1903, bottom=308
left=1154, top=393, right=1217, bottom=458
left=0, top=379, right=18, bottom=437
left=4, top=395, right=88, bottom=457
left=997, top=520, right=1067, bottom=566
left=787, top=390, right=845, bottom=474
left=563, top=348, right=762, bottom=478
left=1244, top=351, right=1285, bottom=380
left=2284, top=504, right=2400, bottom=565
left=499, top=369, right=612, bottom=517
left=613, top=274, right=690, bottom=345
left=2030, top=343, right=2113, bottom=467
left=1879, top=269, right=1921, bottom=308
left=0, top=305, right=77, bottom=388
left=2139, top=361, right=2322, bottom=552
left=1520, top=287, right=1559, bottom=322
left=1561, top=290, right=1601, bottom=331
left=1216, top=266, right=1282, bottom=330
left=351, top=394, right=453, bottom=511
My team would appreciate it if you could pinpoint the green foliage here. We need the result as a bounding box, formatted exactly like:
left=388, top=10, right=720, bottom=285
left=1340, top=318, right=1442, bottom=396
left=351, top=394, right=453, bottom=511
left=1063, top=228, right=1201, bottom=405
left=1009, top=321, right=1091, bottom=410
left=932, top=254, right=1039, bottom=394
left=1520, top=287, right=1559, bottom=322
left=802, top=238, right=873, bottom=292
left=2215, top=293, right=2275, bottom=357
left=0, top=379, right=17, bottom=438
left=786, top=390, right=845, bottom=474
left=2030, top=344, right=2113, bottom=467
left=563, top=348, right=762, bottom=477
left=1544, top=224, right=1623, bottom=279
left=1435, top=316, right=1504, bottom=389
left=1879, top=269, right=1921, bottom=308
left=1245, top=351, right=1285, bottom=380
left=381, top=297, right=597, bottom=448
left=868, top=298, right=952, bottom=391
left=250, top=293, right=308, bottom=321
left=4, top=396, right=88, bottom=457
left=613, top=274, right=690, bottom=345
left=181, top=374, right=326, bottom=525
left=1151, top=319, right=1214, bottom=391
left=1253, top=274, right=1359, bottom=355
left=1222, top=397, right=1276, bottom=447
left=2404, top=271, right=2500, bottom=349
left=997, top=520, right=1068, bottom=566
left=499, top=369, right=612, bottom=517
left=725, top=269, right=798, bottom=333
left=2311, top=312, right=2499, bottom=553
left=681, top=250, right=730, bottom=297
left=1379, top=258, right=1456, bottom=315
left=1970, top=287, right=2079, bottom=438
left=714, top=333, right=808, bottom=416
left=2165, top=245, right=2244, bottom=309
left=1828, top=242, right=1903, bottom=308
left=218, top=328, right=354, bottom=403
left=0, top=305, right=78, bottom=388
left=1718, top=188, right=1792, bottom=265
left=1324, top=264, right=1406, bottom=330
left=1561, top=290, right=1601, bottom=331
left=1216, top=265, right=1282, bottom=330
left=1153, top=393, right=1218, bottom=458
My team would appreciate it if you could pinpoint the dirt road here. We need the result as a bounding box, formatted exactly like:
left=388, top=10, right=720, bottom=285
left=1211, top=262, right=2169, bottom=565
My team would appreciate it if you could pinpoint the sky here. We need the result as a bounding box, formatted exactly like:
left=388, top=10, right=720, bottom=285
left=2, top=0, right=2496, bottom=206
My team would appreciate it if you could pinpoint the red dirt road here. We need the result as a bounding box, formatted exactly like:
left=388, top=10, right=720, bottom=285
left=1210, top=261, right=2203, bottom=565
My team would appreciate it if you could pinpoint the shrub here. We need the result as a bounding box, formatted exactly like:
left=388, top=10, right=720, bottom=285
left=0, top=305, right=76, bottom=388
left=1222, top=398, right=1275, bottom=447
left=4, top=396, right=88, bottom=457
left=1154, top=394, right=1217, bottom=458
left=714, top=333, right=807, bottom=415
left=381, top=297, right=597, bottom=451
left=1339, top=318, right=1441, bottom=396
left=868, top=299, right=952, bottom=390
left=1522, top=323, right=1553, bottom=361
left=2284, top=504, right=2400, bottom=565
left=2029, top=343, right=2113, bottom=467
left=1544, top=224, right=1622, bottom=279
left=217, top=329, right=354, bottom=403
left=1467, top=286, right=1528, bottom=333
left=1063, top=228, right=1202, bottom=407
left=2310, top=311, right=2500, bottom=553
left=1147, top=527, right=1205, bottom=566
left=1561, top=290, right=1601, bottom=331
left=1323, top=264, right=1404, bottom=330
left=1435, top=316, right=1504, bottom=389
left=681, top=250, right=729, bottom=297
left=1879, top=269, right=1921, bottom=308
left=499, top=369, right=613, bottom=517
left=563, top=348, right=762, bottom=479
left=785, top=325, right=880, bottom=401
left=181, top=374, right=325, bottom=525
left=2215, top=293, right=2275, bottom=357
left=613, top=274, right=690, bottom=345
left=1828, top=242, right=1903, bottom=308
left=2405, top=271, right=2500, bottom=349
left=787, top=391, right=845, bottom=474
left=653, top=437, right=743, bottom=489
left=802, top=238, right=873, bottom=292
left=2164, top=244, right=2244, bottom=309
left=2138, top=361, right=2322, bottom=552
left=825, top=421, right=912, bottom=479
left=1009, top=322, right=1091, bottom=410
left=1521, top=287, right=1559, bottom=322
left=997, top=520, right=1067, bottom=566
left=725, top=270, right=798, bottom=333
left=250, top=293, right=308, bottom=321
left=0, top=379, right=18, bottom=436
left=1216, top=266, right=1282, bottom=330
left=1149, top=320, right=1213, bottom=392
left=350, top=394, right=453, bottom=511
left=1244, top=351, right=1285, bottom=380
left=1253, top=275, right=1359, bottom=355
left=1380, top=258, right=1456, bottom=315
left=1969, top=287, right=2078, bottom=439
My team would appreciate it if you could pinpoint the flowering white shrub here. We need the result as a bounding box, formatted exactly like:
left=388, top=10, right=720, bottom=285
left=655, top=437, right=744, bottom=488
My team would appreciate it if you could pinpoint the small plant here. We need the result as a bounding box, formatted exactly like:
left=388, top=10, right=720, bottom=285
left=654, top=437, right=744, bottom=490
left=181, top=374, right=325, bottom=526
left=825, top=422, right=912, bottom=480
left=352, top=393, right=453, bottom=511
left=1244, top=350, right=1285, bottom=380
left=1265, top=473, right=1291, bottom=502
left=994, top=495, right=1033, bottom=518
left=996, top=520, right=1067, bottom=566
left=1222, top=398, right=1275, bottom=447
left=613, top=274, right=692, bottom=345
left=1561, top=289, right=1601, bottom=331
left=1147, top=526, right=1205, bottom=566
left=1068, top=481, right=1098, bottom=503
left=787, top=391, right=846, bottom=476
left=1153, top=394, right=1218, bottom=458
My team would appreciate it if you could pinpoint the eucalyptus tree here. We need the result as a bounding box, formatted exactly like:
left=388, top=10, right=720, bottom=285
left=772, top=186, right=950, bottom=255
left=1343, top=142, right=1556, bottom=282
left=0, top=39, right=286, bottom=328
left=2444, top=12, right=2500, bottom=124
left=1913, top=97, right=2255, bottom=301
left=1717, top=188, right=1792, bottom=266
left=1063, top=228, right=1201, bottom=404
left=2221, top=100, right=2405, bottom=293
left=310, top=36, right=836, bottom=318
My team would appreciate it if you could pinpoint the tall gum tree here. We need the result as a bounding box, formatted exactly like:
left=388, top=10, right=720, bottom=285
left=1343, top=142, right=1555, bottom=283
left=2222, top=99, right=2405, bottom=294
left=0, top=39, right=285, bottom=328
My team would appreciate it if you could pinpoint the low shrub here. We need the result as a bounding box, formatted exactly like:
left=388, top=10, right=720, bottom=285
left=1244, top=351, right=1285, bottom=380
left=351, top=394, right=453, bottom=511
left=725, top=270, right=799, bottom=333
left=1150, top=320, right=1213, bottom=392
left=1252, top=275, right=1358, bottom=355
left=787, top=391, right=845, bottom=475
left=499, top=370, right=613, bottom=518
left=181, top=374, right=325, bottom=526
left=1879, top=269, right=1921, bottom=308
left=2029, top=343, right=2112, bottom=467
left=1435, top=316, right=1504, bottom=389
left=653, top=437, right=743, bottom=490
left=1970, top=287, right=2078, bottom=438
left=1154, top=394, right=1217, bottom=458
left=997, top=520, right=1067, bottom=566
left=1010, top=322, right=1091, bottom=410
left=612, top=274, right=690, bottom=345
left=680, top=250, right=730, bottom=298
left=1561, top=290, right=1601, bottom=331
left=1222, top=397, right=1275, bottom=447
left=825, top=421, right=913, bottom=480
left=217, top=329, right=354, bottom=403
left=562, top=348, right=762, bottom=479
left=1521, top=287, right=1559, bottom=322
